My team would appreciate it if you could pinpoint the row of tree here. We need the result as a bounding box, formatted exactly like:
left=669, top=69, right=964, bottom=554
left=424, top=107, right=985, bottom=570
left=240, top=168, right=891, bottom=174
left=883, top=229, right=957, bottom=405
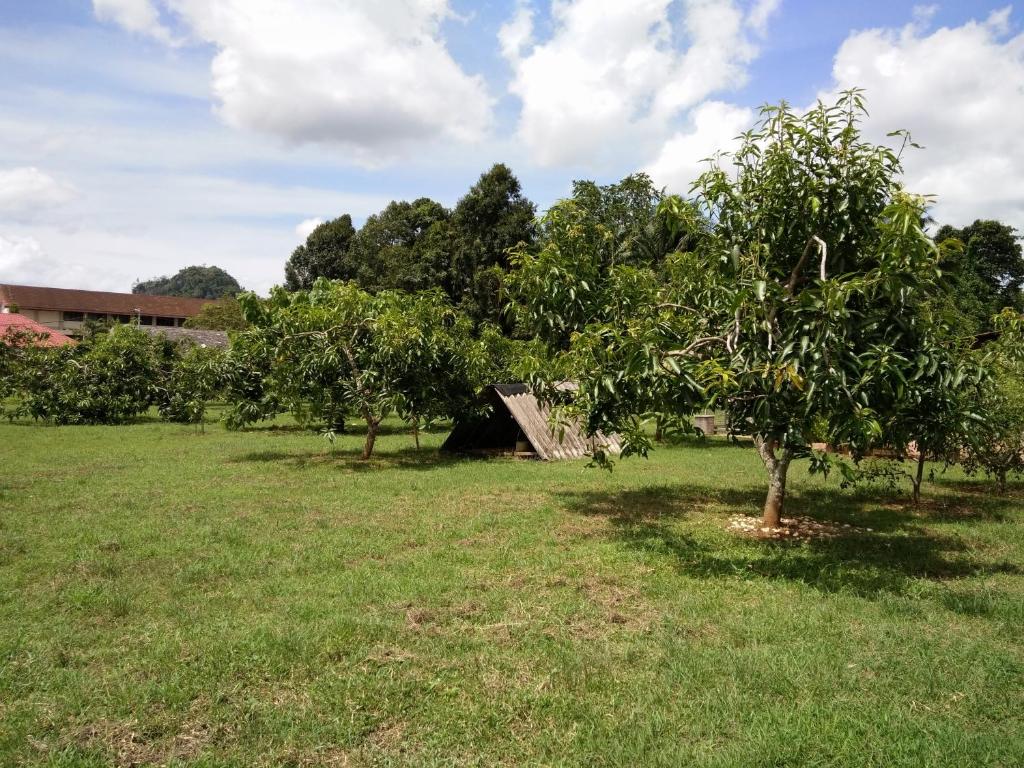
left=0, top=324, right=224, bottom=427
left=4, top=90, right=1024, bottom=524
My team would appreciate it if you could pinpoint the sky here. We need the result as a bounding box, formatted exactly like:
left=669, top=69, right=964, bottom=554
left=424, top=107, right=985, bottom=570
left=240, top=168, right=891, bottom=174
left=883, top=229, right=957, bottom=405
left=0, top=1, right=1022, bottom=295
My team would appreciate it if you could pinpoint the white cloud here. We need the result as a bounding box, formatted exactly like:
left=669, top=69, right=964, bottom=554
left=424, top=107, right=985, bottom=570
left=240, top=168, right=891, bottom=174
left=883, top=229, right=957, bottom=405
left=748, top=0, right=781, bottom=35
left=498, top=2, right=534, bottom=61
left=0, top=234, right=103, bottom=290
left=0, top=168, right=391, bottom=295
left=821, top=8, right=1024, bottom=230
left=295, top=217, right=324, bottom=240
left=93, top=0, right=175, bottom=44
left=643, top=101, right=754, bottom=193
left=501, top=0, right=768, bottom=168
left=0, top=167, right=76, bottom=218
left=92, top=0, right=493, bottom=162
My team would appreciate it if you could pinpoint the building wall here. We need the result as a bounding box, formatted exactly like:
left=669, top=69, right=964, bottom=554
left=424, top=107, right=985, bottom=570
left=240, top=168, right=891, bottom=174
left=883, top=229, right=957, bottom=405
left=23, top=310, right=186, bottom=332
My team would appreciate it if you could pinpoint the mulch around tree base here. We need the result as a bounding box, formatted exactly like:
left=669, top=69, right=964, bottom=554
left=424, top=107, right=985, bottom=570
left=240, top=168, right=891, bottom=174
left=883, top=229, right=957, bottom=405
left=727, top=514, right=873, bottom=540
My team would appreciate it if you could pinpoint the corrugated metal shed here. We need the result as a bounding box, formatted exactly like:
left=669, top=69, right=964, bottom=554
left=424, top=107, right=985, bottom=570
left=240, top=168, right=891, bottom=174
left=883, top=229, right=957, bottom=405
left=442, top=383, right=620, bottom=461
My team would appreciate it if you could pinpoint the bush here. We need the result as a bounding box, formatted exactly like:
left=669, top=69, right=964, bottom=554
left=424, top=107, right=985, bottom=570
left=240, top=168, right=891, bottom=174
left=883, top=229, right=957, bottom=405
left=963, top=359, right=1024, bottom=490
left=222, top=322, right=282, bottom=430
left=16, top=325, right=162, bottom=425
left=156, top=344, right=227, bottom=426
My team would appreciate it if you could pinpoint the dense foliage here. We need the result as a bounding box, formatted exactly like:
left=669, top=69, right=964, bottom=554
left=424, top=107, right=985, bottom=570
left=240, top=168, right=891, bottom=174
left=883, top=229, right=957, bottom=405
left=962, top=311, right=1024, bottom=489
left=183, top=297, right=249, bottom=331
left=156, top=343, right=227, bottom=427
left=133, top=265, right=242, bottom=299
left=283, top=215, right=357, bottom=291
left=283, top=164, right=536, bottom=326
left=449, top=163, right=537, bottom=325
left=511, top=92, right=980, bottom=524
left=1, top=325, right=230, bottom=427
left=935, top=219, right=1024, bottom=334
left=12, top=324, right=164, bottom=424
left=348, top=199, right=453, bottom=294
left=226, top=281, right=488, bottom=458
left=508, top=173, right=676, bottom=349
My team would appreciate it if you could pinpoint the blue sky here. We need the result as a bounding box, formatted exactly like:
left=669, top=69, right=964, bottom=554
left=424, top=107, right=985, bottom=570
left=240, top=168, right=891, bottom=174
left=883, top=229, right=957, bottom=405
left=0, top=1, right=1022, bottom=293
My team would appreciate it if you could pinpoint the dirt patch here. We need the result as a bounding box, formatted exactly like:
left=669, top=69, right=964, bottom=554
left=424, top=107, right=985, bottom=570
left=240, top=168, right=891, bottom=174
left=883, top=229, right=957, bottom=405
left=570, top=575, right=656, bottom=636
left=404, top=606, right=437, bottom=630
left=554, top=514, right=608, bottom=542
left=278, top=745, right=356, bottom=767
left=362, top=719, right=406, bottom=752
left=72, top=714, right=216, bottom=767
left=727, top=514, right=872, bottom=540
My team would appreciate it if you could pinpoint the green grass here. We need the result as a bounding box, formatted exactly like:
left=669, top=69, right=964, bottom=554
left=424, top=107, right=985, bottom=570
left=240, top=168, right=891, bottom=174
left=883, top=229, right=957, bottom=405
left=1, top=413, right=1022, bottom=767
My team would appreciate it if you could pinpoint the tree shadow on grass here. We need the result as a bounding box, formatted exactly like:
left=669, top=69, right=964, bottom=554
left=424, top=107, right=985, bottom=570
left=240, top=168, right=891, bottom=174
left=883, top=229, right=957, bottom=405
left=229, top=446, right=484, bottom=472
left=555, top=484, right=1023, bottom=598
left=234, top=421, right=451, bottom=437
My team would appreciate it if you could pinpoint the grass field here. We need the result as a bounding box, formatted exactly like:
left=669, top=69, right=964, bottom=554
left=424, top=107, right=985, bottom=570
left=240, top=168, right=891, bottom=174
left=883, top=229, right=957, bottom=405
left=1, top=413, right=1023, bottom=767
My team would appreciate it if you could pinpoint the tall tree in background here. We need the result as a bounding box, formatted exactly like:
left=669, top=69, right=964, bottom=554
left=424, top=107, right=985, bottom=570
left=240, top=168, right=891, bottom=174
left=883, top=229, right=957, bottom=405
left=566, top=174, right=673, bottom=267
left=508, top=173, right=684, bottom=350
left=133, top=266, right=242, bottom=299
left=450, top=164, right=536, bottom=325
left=935, top=219, right=1024, bottom=334
left=283, top=215, right=357, bottom=291
left=348, top=198, right=452, bottom=293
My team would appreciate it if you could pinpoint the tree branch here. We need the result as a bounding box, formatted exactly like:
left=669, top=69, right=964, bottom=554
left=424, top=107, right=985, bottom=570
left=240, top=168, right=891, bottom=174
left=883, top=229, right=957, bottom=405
left=814, top=235, right=828, bottom=280
left=664, top=335, right=728, bottom=358
left=785, top=234, right=828, bottom=295
left=655, top=303, right=700, bottom=313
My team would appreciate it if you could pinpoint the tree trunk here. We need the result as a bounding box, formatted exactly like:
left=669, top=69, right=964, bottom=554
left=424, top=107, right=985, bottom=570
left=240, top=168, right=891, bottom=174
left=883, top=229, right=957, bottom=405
left=413, top=419, right=420, bottom=450
left=998, top=468, right=1008, bottom=493
left=912, top=451, right=926, bottom=505
left=362, top=418, right=381, bottom=460
left=655, top=418, right=664, bottom=443
left=755, top=435, right=793, bottom=528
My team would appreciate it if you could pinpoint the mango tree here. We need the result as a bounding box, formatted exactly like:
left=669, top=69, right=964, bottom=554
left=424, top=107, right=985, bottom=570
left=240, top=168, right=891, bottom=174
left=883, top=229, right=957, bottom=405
left=15, top=324, right=161, bottom=425
left=962, top=311, right=1024, bottom=490
left=247, top=280, right=478, bottom=459
left=512, top=91, right=955, bottom=526
left=157, top=343, right=228, bottom=429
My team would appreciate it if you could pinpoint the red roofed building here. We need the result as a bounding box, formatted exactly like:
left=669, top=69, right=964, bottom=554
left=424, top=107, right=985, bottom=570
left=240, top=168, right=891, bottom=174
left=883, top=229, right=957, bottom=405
left=0, top=311, right=76, bottom=347
left=0, top=283, right=214, bottom=334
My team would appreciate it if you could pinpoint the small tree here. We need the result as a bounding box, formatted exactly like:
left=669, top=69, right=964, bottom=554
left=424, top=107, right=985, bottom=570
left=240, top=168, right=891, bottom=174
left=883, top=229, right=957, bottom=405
left=249, top=280, right=477, bottom=459
left=962, top=311, right=1024, bottom=490
left=17, top=324, right=161, bottom=424
left=874, top=299, right=988, bottom=503
left=1, top=328, right=48, bottom=416
left=157, top=344, right=227, bottom=429
left=222, top=307, right=283, bottom=430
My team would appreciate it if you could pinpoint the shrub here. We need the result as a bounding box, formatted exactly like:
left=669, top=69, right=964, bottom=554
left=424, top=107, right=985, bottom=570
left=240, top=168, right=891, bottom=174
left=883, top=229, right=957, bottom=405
left=157, top=344, right=227, bottom=427
left=17, top=325, right=161, bottom=425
